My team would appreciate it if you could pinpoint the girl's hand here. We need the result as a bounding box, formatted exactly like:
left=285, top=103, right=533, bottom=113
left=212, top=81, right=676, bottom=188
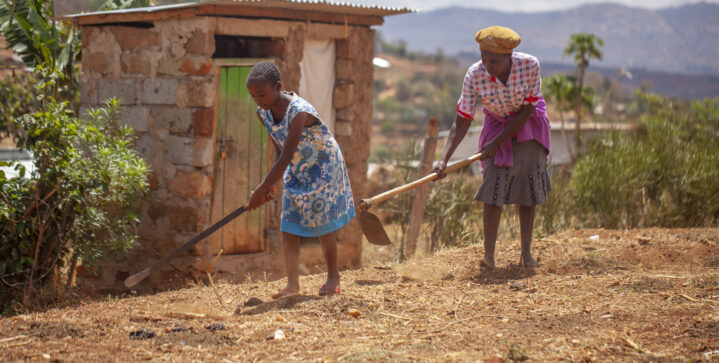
left=479, top=140, right=499, bottom=161
left=265, top=185, right=276, bottom=201
left=248, top=187, right=268, bottom=210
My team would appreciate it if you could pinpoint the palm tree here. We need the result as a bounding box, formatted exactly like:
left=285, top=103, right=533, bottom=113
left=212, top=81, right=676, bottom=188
left=544, top=74, right=573, bottom=159
left=564, top=33, right=603, bottom=153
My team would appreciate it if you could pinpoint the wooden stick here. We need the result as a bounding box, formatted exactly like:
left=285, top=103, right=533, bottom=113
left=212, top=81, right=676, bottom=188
left=0, top=335, right=28, bottom=344
left=207, top=249, right=224, bottom=273
left=404, top=118, right=439, bottom=258
left=207, top=272, right=225, bottom=307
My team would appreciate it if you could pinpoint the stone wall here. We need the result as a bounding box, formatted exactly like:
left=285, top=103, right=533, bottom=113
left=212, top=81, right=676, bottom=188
left=78, top=17, right=374, bottom=290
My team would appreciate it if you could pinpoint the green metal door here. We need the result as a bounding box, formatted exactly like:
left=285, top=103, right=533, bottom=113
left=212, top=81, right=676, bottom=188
left=211, top=66, right=269, bottom=254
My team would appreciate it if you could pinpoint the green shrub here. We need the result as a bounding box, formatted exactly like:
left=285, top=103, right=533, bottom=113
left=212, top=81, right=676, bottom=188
left=0, top=72, right=42, bottom=139
left=571, top=92, right=719, bottom=228
left=0, top=71, right=149, bottom=311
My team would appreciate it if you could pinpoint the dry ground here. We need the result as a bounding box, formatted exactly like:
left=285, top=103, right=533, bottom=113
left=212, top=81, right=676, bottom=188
left=1, top=228, right=718, bottom=362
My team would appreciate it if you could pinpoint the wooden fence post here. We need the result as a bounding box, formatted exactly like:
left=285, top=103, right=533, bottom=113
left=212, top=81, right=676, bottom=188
left=404, top=117, right=439, bottom=258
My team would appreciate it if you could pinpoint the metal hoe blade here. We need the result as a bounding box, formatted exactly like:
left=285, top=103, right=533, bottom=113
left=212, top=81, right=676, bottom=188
left=358, top=211, right=392, bottom=245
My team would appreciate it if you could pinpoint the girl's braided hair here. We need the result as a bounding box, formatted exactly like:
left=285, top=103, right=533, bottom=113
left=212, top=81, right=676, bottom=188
left=247, top=62, right=282, bottom=84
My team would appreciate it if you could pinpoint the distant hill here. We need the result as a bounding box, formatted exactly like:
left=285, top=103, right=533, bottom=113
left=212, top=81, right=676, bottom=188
left=380, top=2, right=719, bottom=76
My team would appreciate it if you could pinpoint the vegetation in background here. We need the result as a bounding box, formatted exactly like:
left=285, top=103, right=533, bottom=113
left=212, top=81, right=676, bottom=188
left=564, top=33, right=604, bottom=153
left=0, top=69, right=149, bottom=313
left=1, top=0, right=151, bottom=312
left=571, top=92, right=719, bottom=228
left=0, top=71, right=40, bottom=139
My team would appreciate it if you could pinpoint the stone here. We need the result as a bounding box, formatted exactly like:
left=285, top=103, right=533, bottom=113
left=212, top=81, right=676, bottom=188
left=177, top=79, right=214, bottom=108
left=148, top=202, right=206, bottom=232
left=120, top=53, right=151, bottom=75
left=134, top=134, right=159, bottom=159
left=143, top=78, right=178, bottom=105
left=178, top=57, right=213, bottom=76
left=111, top=26, right=160, bottom=51
left=166, top=135, right=193, bottom=165
left=185, top=30, right=215, bottom=55
left=81, top=77, right=98, bottom=105
left=335, top=107, right=353, bottom=122
left=167, top=170, right=213, bottom=199
left=335, top=120, right=353, bottom=136
left=336, top=37, right=353, bottom=59
left=147, top=173, right=159, bottom=190
left=119, top=106, right=149, bottom=132
left=193, top=108, right=214, bottom=136
left=98, top=78, right=138, bottom=105
left=192, top=137, right=214, bottom=167
left=84, top=52, right=108, bottom=74
left=333, top=83, right=354, bottom=109
left=335, top=58, right=353, bottom=81
left=150, top=107, right=193, bottom=136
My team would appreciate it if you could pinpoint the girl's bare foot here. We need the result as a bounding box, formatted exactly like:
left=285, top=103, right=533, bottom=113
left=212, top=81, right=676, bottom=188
left=319, top=277, right=341, bottom=296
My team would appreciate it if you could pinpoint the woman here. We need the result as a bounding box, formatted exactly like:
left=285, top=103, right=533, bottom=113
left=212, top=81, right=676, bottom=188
left=433, top=26, right=551, bottom=269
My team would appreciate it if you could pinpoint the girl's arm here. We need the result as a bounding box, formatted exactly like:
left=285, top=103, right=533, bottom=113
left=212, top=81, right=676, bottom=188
left=479, top=103, right=536, bottom=160
left=248, top=112, right=315, bottom=210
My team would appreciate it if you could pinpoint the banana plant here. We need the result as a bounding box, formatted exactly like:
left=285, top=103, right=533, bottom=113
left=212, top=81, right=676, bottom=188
left=0, top=0, right=79, bottom=73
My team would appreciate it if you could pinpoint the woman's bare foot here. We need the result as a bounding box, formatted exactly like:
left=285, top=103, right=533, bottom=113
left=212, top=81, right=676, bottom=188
left=480, top=258, right=496, bottom=270
left=519, top=255, right=541, bottom=268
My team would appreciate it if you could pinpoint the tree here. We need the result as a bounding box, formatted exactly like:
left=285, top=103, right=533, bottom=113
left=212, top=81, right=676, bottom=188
left=564, top=33, right=603, bottom=152
left=544, top=74, right=573, bottom=159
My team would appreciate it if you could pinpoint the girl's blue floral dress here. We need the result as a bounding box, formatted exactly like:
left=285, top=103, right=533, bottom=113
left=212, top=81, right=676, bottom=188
left=258, top=93, right=355, bottom=237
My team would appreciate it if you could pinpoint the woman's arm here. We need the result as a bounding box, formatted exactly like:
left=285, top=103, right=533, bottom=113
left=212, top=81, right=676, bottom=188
left=479, top=103, right=536, bottom=160
left=248, top=112, right=314, bottom=210
left=432, top=114, right=473, bottom=178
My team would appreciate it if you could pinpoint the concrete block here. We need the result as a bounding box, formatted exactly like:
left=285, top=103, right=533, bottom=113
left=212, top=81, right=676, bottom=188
left=177, top=79, right=215, bottom=108
left=333, top=83, right=354, bottom=109
left=81, top=77, right=98, bottom=105
left=150, top=107, right=193, bottom=136
left=335, top=120, right=353, bottom=137
left=119, top=106, right=149, bottom=132
left=98, top=78, right=138, bottom=105
left=178, top=57, right=214, bottom=76
left=134, top=134, right=159, bottom=159
left=335, top=58, right=353, bottom=81
left=192, top=137, right=214, bottom=167
left=336, top=106, right=353, bottom=121
left=167, top=170, right=213, bottom=199
left=166, top=135, right=193, bottom=165
left=143, top=78, right=178, bottom=105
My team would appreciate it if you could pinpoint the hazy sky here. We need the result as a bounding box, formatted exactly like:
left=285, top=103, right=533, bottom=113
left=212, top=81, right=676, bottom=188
left=352, top=0, right=719, bottom=12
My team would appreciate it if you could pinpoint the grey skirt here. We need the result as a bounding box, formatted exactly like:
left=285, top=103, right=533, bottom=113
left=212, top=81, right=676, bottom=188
left=474, top=140, right=551, bottom=206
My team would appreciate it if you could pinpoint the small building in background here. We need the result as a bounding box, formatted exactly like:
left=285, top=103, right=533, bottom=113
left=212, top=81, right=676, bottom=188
left=438, top=121, right=636, bottom=171
left=63, top=0, right=410, bottom=290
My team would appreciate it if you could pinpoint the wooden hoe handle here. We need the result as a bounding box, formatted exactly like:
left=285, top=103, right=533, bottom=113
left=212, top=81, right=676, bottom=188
left=358, top=152, right=483, bottom=212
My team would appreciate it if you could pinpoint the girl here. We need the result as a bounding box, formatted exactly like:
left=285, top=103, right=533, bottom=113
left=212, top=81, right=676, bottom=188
left=246, top=62, right=355, bottom=298
left=434, top=26, right=551, bottom=269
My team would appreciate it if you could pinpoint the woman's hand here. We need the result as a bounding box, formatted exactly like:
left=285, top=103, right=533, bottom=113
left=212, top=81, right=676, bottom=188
left=431, top=160, right=448, bottom=180
left=248, top=186, right=268, bottom=210
left=479, top=140, right=499, bottom=161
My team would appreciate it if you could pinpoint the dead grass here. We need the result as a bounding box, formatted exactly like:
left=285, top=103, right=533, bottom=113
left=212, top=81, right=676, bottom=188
left=1, top=228, right=718, bottom=362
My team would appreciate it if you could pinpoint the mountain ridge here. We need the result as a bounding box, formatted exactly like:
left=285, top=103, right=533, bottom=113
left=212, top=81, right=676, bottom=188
left=380, top=2, right=719, bottom=76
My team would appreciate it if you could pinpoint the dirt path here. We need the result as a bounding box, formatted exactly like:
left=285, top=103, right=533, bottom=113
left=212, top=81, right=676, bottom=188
left=2, top=228, right=718, bottom=362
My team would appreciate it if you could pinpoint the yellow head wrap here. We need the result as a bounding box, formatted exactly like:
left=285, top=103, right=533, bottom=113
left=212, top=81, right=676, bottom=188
left=475, top=26, right=521, bottom=54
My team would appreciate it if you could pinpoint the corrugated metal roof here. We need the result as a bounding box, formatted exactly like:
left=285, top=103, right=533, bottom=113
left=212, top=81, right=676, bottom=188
left=62, top=0, right=413, bottom=20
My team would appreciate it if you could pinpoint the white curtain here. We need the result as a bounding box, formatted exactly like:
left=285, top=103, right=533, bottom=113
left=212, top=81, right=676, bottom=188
left=299, top=38, right=336, bottom=133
